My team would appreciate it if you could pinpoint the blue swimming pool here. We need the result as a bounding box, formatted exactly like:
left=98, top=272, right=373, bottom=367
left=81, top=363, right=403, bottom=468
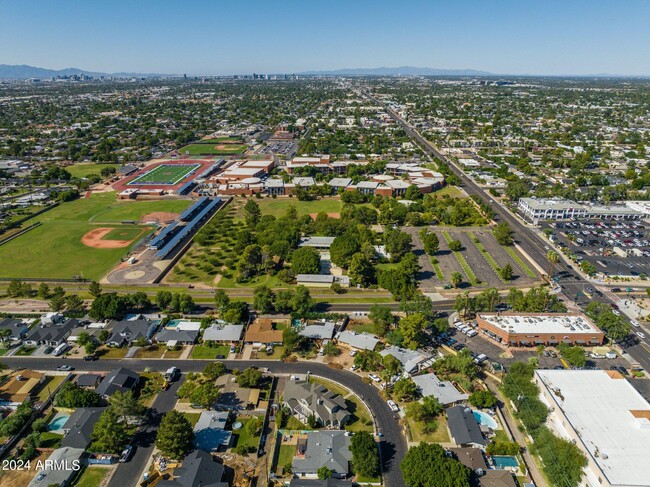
left=47, top=414, right=70, bottom=431
left=472, top=410, right=499, bottom=429
left=493, top=456, right=519, bottom=469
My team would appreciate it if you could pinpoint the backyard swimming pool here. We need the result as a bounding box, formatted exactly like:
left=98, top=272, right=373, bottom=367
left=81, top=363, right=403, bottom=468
left=47, top=413, right=70, bottom=431
left=492, top=455, right=519, bottom=469
left=473, top=410, right=499, bottom=429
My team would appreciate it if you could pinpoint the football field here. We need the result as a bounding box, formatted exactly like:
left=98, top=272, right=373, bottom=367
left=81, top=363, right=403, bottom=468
left=128, top=163, right=200, bottom=185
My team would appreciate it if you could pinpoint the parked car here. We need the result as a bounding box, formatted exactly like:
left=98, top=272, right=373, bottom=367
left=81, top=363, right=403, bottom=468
left=56, top=365, right=74, bottom=371
left=387, top=400, right=399, bottom=412
left=637, top=331, right=646, bottom=339
left=368, top=373, right=382, bottom=383
left=119, top=445, right=134, bottom=463
left=83, top=355, right=97, bottom=361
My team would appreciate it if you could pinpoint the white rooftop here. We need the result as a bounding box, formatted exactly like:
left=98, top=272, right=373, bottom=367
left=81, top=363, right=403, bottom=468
left=479, top=313, right=601, bottom=335
left=336, top=330, right=380, bottom=351
left=536, top=370, right=650, bottom=487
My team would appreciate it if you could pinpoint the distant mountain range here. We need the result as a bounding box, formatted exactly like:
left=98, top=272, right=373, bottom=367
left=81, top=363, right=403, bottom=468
left=0, top=64, right=171, bottom=79
left=298, top=66, right=494, bottom=76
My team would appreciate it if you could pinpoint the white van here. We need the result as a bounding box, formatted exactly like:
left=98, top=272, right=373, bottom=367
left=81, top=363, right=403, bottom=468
left=52, top=343, right=69, bottom=357
left=466, top=330, right=478, bottom=338
left=474, top=353, right=488, bottom=364
left=459, top=325, right=471, bottom=334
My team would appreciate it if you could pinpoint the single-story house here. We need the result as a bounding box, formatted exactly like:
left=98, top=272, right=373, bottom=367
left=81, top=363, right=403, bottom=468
left=67, top=327, right=105, bottom=344
left=95, top=367, right=140, bottom=398
left=335, top=331, right=379, bottom=351
left=61, top=407, right=105, bottom=449
left=0, top=317, right=30, bottom=342
left=214, top=375, right=260, bottom=411
left=76, top=374, right=102, bottom=389
left=0, top=369, right=46, bottom=408
left=244, top=317, right=284, bottom=346
left=299, top=321, right=336, bottom=341
left=28, top=447, right=85, bottom=487
left=155, top=328, right=200, bottom=346
left=155, top=449, right=228, bottom=487
left=446, top=406, right=487, bottom=449
left=298, top=237, right=336, bottom=249
left=480, top=470, right=518, bottom=487
left=106, top=319, right=159, bottom=347
left=166, top=320, right=202, bottom=331
left=202, top=324, right=244, bottom=344
left=379, top=346, right=433, bottom=375
left=24, top=318, right=77, bottom=346
left=193, top=411, right=232, bottom=451
left=292, top=430, right=352, bottom=479
left=449, top=447, right=488, bottom=473
left=40, top=312, right=64, bottom=325
left=412, top=373, right=469, bottom=405
left=283, top=380, right=350, bottom=429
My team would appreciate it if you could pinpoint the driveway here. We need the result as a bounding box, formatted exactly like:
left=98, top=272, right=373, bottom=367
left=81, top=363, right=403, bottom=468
left=108, top=376, right=185, bottom=487
left=3, top=358, right=407, bottom=487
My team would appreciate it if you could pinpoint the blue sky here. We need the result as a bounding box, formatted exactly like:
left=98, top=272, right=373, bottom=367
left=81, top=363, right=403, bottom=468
left=1, top=0, right=649, bottom=75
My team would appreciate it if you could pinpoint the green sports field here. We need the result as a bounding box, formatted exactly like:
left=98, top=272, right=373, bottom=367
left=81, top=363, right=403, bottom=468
left=128, top=163, right=200, bottom=185
left=66, top=163, right=118, bottom=179
left=177, top=143, right=247, bottom=155
left=0, top=193, right=191, bottom=280
left=101, top=227, right=146, bottom=241
left=198, top=137, right=244, bottom=144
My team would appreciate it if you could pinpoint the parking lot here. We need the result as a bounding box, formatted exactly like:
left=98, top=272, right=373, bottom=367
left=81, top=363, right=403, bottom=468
left=545, top=219, right=650, bottom=277
left=259, top=138, right=298, bottom=157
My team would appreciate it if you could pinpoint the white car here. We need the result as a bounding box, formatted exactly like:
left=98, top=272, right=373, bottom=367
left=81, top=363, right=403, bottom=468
left=637, top=331, right=646, bottom=339
left=466, top=330, right=478, bottom=338
left=630, top=320, right=640, bottom=328
left=368, top=373, right=382, bottom=383
left=349, top=350, right=358, bottom=357
left=612, top=310, right=621, bottom=316
left=56, top=365, right=74, bottom=371
left=387, top=400, right=399, bottom=412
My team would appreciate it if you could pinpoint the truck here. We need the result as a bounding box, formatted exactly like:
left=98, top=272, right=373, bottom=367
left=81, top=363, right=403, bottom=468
left=164, top=367, right=180, bottom=382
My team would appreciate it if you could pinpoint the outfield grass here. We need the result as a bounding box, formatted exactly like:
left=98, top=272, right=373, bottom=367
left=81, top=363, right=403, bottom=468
left=178, top=143, right=247, bottom=155
left=0, top=192, right=190, bottom=280
left=66, top=163, right=118, bottom=179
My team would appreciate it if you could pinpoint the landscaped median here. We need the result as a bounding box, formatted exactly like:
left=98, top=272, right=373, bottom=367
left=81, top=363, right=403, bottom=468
left=442, top=230, right=478, bottom=285
left=504, top=246, right=536, bottom=278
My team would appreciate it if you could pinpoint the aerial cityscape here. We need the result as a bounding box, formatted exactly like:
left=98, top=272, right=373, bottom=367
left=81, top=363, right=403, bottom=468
left=0, top=2, right=649, bottom=487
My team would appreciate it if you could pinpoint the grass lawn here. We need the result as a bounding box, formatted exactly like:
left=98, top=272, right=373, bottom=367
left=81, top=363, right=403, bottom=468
left=256, top=345, right=285, bottom=360
left=284, top=416, right=307, bottom=431
left=407, top=415, right=450, bottom=443
left=35, top=375, right=67, bottom=401
left=178, top=143, right=247, bottom=155
left=135, top=345, right=166, bottom=359
left=72, top=466, right=111, bottom=487
left=432, top=259, right=445, bottom=280
left=191, top=344, right=230, bottom=359
left=15, top=346, right=35, bottom=356
left=163, top=348, right=184, bottom=359
left=235, top=197, right=344, bottom=218
left=0, top=348, right=8, bottom=357
left=97, top=346, right=128, bottom=359
left=504, top=246, right=537, bottom=278
left=233, top=417, right=263, bottom=450
left=433, top=185, right=465, bottom=198
left=347, top=321, right=377, bottom=335
left=101, top=227, right=147, bottom=241
left=183, top=412, right=201, bottom=428
left=40, top=431, right=63, bottom=449
left=276, top=444, right=296, bottom=471
left=66, top=163, right=118, bottom=179
left=0, top=192, right=191, bottom=280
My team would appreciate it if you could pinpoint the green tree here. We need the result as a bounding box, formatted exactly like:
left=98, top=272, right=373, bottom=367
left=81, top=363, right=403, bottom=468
left=291, top=285, right=314, bottom=315
left=419, top=230, right=439, bottom=255
left=90, top=407, right=129, bottom=454
left=350, top=431, right=380, bottom=479
left=189, top=382, right=220, bottom=409
left=89, top=293, right=127, bottom=320
left=369, top=305, right=394, bottom=337
left=66, top=294, right=85, bottom=312
left=400, top=443, right=471, bottom=487
left=468, top=390, right=498, bottom=409
left=237, top=367, right=263, bottom=388
left=37, top=282, right=51, bottom=299
left=245, top=416, right=263, bottom=437
left=323, top=341, right=340, bottom=356
left=448, top=239, right=462, bottom=252
left=392, top=377, right=418, bottom=402
left=290, top=247, right=321, bottom=274
left=330, top=232, right=361, bottom=268
left=354, top=350, right=382, bottom=372
left=499, top=263, right=514, bottom=281
left=450, top=271, right=463, bottom=288
left=88, top=280, right=102, bottom=298
left=156, top=290, right=173, bottom=310
left=155, top=410, right=195, bottom=460
left=203, top=362, right=227, bottom=380
left=399, top=313, right=427, bottom=350
left=317, top=466, right=333, bottom=480
left=55, top=382, right=101, bottom=408
left=108, top=390, right=144, bottom=422
left=558, top=343, right=586, bottom=368
left=214, top=289, right=230, bottom=317
left=348, top=252, right=375, bottom=287
left=243, top=199, right=261, bottom=227
left=253, top=285, right=275, bottom=313
left=546, top=250, right=559, bottom=280
left=493, top=222, right=514, bottom=246
left=283, top=327, right=303, bottom=353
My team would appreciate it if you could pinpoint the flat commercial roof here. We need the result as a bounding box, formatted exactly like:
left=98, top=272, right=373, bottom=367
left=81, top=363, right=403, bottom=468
left=536, top=370, right=650, bottom=487
left=478, top=313, right=601, bottom=335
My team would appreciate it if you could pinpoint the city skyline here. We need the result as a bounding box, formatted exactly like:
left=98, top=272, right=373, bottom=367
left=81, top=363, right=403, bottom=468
left=1, top=0, right=649, bottom=76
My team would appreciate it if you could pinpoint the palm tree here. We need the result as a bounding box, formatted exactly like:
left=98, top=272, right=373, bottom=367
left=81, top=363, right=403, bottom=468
left=546, top=250, right=559, bottom=281
left=450, top=272, right=463, bottom=289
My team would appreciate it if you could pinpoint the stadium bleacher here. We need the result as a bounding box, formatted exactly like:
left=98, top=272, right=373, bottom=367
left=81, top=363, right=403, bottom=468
left=148, top=221, right=179, bottom=250
left=179, top=197, right=209, bottom=222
